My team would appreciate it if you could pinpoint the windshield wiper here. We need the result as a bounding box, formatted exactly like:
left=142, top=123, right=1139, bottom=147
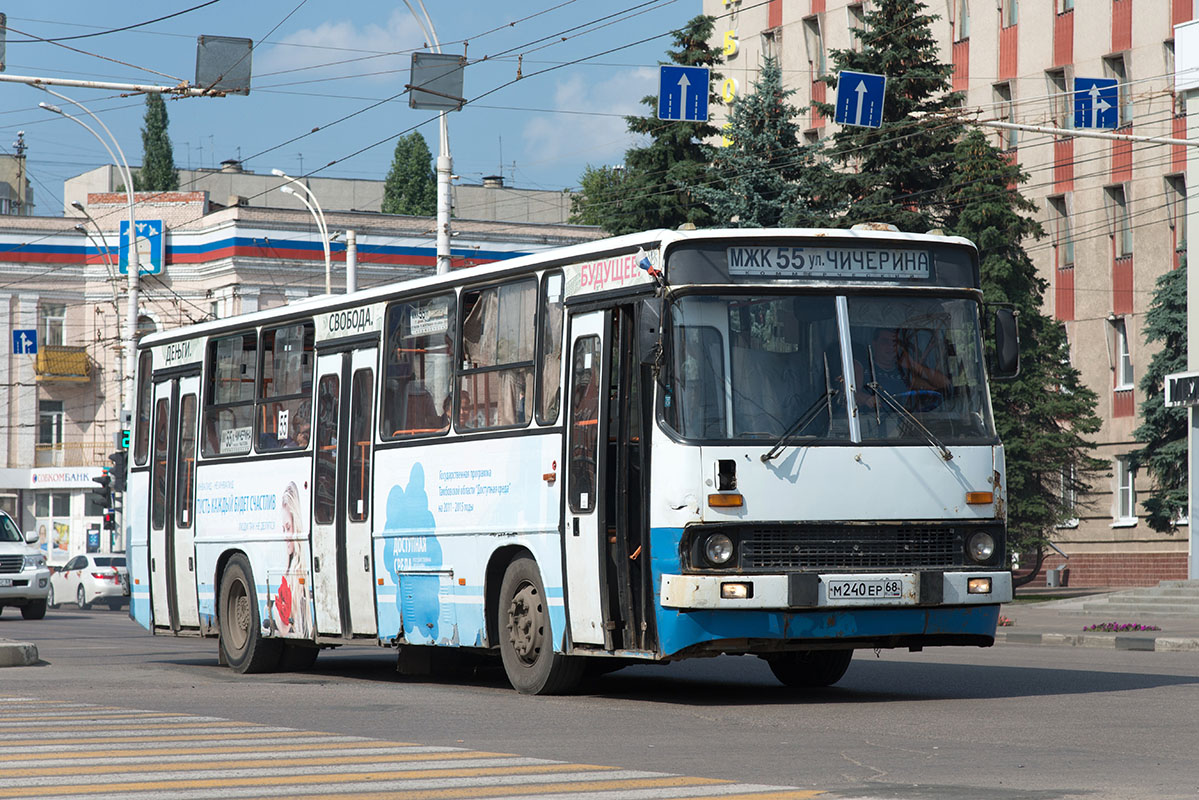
left=761, top=354, right=837, bottom=463
left=865, top=345, right=953, bottom=461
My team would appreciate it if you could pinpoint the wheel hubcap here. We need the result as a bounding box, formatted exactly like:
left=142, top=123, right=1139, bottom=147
left=506, top=582, right=543, bottom=665
left=228, top=581, right=250, bottom=651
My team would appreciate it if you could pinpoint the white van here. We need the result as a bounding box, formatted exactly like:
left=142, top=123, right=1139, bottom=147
left=0, top=511, right=50, bottom=619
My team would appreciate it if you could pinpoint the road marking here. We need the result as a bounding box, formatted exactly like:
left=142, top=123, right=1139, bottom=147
left=0, top=697, right=821, bottom=800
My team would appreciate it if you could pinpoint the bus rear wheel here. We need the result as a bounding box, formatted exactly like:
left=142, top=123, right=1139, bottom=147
left=218, top=554, right=282, bottom=674
left=764, top=649, right=853, bottom=688
left=498, top=556, right=583, bottom=695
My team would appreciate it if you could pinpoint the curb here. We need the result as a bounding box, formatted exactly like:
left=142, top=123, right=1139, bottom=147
left=0, top=639, right=39, bottom=667
left=996, top=631, right=1199, bottom=653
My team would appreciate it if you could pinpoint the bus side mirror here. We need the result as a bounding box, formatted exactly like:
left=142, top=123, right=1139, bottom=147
left=992, top=307, right=1019, bottom=380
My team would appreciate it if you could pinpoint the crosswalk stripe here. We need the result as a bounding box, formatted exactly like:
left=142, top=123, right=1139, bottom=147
left=2, top=745, right=487, bottom=767
left=0, top=697, right=812, bottom=800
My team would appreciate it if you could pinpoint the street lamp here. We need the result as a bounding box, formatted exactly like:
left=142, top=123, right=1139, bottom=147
left=275, top=173, right=331, bottom=294
left=404, top=0, right=452, bottom=274
left=73, top=214, right=123, bottom=405
left=39, top=88, right=140, bottom=425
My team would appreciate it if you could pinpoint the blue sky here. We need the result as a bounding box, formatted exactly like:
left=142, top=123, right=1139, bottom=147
left=1, top=1, right=700, bottom=214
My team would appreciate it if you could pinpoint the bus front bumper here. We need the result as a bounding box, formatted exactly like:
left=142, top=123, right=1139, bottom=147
left=660, top=570, right=1012, bottom=610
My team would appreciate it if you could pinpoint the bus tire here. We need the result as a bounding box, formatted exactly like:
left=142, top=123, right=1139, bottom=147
left=498, top=556, right=583, bottom=695
left=765, top=649, right=853, bottom=688
left=218, top=554, right=282, bottom=674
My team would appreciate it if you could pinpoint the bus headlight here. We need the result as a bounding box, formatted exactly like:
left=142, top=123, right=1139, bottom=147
left=967, top=532, right=996, bottom=563
left=704, top=533, right=735, bottom=566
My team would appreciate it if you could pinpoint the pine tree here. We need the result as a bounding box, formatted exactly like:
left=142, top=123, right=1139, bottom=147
left=570, top=15, right=723, bottom=234
left=382, top=132, right=436, bottom=216
left=692, top=55, right=828, bottom=227
left=807, top=0, right=964, bottom=231
left=944, top=130, right=1104, bottom=557
left=138, top=94, right=178, bottom=191
left=1130, top=259, right=1188, bottom=531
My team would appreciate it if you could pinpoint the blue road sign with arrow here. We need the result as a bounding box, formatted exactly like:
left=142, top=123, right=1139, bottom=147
left=834, top=70, right=887, bottom=129
left=119, top=219, right=164, bottom=276
left=657, top=65, right=710, bottom=122
left=1073, top=77, right=1119, bottom=129
left=12, top=329, right=36, bottom=355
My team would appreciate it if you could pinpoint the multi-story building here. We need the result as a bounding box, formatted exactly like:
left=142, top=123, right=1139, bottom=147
left=705, top=0, right=1194, bottom=586
left=0, top=189, right=602, bottom=565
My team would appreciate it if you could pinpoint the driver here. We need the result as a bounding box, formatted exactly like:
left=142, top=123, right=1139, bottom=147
left=855, top=327, right=948, bottom=409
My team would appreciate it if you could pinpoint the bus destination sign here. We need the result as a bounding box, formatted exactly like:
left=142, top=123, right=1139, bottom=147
left=727, top=245, right=930, bottom=280
left=316, top=302, right=385, bottom=343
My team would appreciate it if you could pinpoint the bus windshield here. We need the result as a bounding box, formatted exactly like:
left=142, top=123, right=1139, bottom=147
left=663, top=293, right=995, bottom=444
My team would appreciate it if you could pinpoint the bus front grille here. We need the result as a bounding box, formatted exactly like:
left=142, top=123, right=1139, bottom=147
left=738, top=526, right=965, bottom=571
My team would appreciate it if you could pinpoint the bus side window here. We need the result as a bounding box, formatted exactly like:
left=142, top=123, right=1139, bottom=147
left=134, top=351, right=153, bottom=466
left=381, top=293, right=455, bottom=439
left=536, top=271, right=564, bottom=426
left=314, top=374, right=339, bottom=526
left=256, top=321, right=314, bottom=451
left=201, top=331, right=257, bottom=457
left=151, top=398, right=170, bottom=530
left=348, top=368, right=373, bottom=522
left=459, top=279, right=537, bottom=430
left=568, top=335, right=601, bottom=513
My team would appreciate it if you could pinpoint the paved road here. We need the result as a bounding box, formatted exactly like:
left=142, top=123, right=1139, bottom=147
left=5, top=607, right=1199, bottom=799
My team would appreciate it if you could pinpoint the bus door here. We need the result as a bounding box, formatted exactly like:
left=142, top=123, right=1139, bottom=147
left=147, top=373, right=201, bottom=631
left=311, top=348, right=379, bottom=638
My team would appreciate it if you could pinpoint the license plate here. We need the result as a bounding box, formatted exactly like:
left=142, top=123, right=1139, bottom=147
left=0, top=578, right=11, bottom=587
left=826, top=578, right=903, bottom=601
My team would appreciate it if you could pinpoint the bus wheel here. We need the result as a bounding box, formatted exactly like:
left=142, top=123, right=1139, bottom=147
left=765, top=649, right=853, bottom=688
left=498, top=556, right=583, bottom=695
left=218, top=555, right=282, bottom=673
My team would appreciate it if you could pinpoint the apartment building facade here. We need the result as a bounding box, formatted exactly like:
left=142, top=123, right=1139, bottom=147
left=0, top=191, right=602, bottom=566
left=704, top=0, right=1195, bottom=586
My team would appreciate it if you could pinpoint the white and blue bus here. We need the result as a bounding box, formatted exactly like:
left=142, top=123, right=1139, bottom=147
left=127, top=226, right=1018, bottom=694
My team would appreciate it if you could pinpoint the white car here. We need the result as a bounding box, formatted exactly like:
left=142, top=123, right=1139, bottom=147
left=0, top=511, right=50, bottom=619
left=49, top=554, right=130, bottom=610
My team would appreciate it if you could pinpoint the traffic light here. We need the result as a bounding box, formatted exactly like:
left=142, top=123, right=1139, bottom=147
left=91, top=469, right=112, bottom=508
left=108, top=450, right=127, bottom=494
left=103, top=509, right=116, bottom=531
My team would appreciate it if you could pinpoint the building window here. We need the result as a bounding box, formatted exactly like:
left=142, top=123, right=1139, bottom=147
left=1047, top=69, right=1072, bottom=129
left=136, top=314, right=157, bottom=341
left=41, top=303, right=65, bottom=347
left=38, top=400, right=63, bottom=447
left=1002, top=0, right=1018, bottom=28
left=953, top=0, right=970, bottom=41
left=1057, top=0, right=1074, bottom=12
left=992, top=83, right=1016, bottom=150
left=803, top=16, right=825, bottom=75
left=848, top=4, right=866, bottom=50
left=1166, top=175, right=1187, bottom=254
left=1112, top=317, right=1134, bottom=389
left=761, top=28, right=780, bottom=60
left=1114, top=456, right=1136, bottom=523
left=1048, top=195, right=1073, bottom=266
left=1106, top=185, right=1132, bottom=257
left=1057, top=464, right=1079, bottom=528
left=1103, top=54, right=1132, bottom=126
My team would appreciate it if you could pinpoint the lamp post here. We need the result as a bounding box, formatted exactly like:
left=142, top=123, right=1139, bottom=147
left=39, top=89, right=140, bottom=426
left=73, top=213, right=123, bottom=411
left=275, top=174, right=331, bottom=294
left=404, top=0, right=452, bottom=274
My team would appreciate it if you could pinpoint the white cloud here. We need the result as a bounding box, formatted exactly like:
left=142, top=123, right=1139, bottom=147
left=520, top=67, right=656, bottom=173
left=258, top=9, right=427, bottom=85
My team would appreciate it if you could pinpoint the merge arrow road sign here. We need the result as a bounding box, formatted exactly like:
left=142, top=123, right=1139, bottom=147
left=12, top=329, right=36, bottom=355
left=834, top=70, right=887, bottom=128
left=1073, top=77, right=1119, bottom=129
left=657, top=65, right=710, bottom=122
left=119, top=219, right=164, bottom=276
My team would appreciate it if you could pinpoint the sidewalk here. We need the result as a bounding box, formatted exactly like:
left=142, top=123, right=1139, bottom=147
left=998, top=588, right=1199, bottom=653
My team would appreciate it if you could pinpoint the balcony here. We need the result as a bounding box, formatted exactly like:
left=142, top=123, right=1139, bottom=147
left=35, top=345, right=92, bottom=383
